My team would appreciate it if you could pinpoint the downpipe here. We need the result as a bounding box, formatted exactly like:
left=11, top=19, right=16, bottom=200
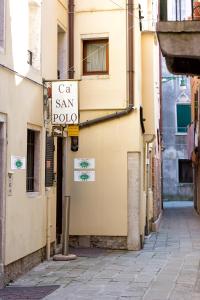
left=79, top=105, right=135, bottom=128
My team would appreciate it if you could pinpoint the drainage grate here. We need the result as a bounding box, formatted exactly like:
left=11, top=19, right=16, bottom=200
left=0, top=285, right=60, bottom=299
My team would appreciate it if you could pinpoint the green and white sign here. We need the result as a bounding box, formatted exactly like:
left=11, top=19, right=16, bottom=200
left=74, top=158, right=95, bottom=170
left=74, top=171, right=95, bottom=182
left=11, top=156, right=26, bottom=170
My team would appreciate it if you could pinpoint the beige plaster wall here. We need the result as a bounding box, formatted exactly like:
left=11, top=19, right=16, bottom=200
left=0, top=0, right=67, bottom=265
left=67, top=0, right=144, bottom=237
left=68, top=113, right=141, bottom=236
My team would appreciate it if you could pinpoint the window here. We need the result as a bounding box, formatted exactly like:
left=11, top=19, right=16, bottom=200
left=57, top=25, right=67, bottom=80
left=83, top=39, right=109, bottom=75
left=194, top=92, right=198, bottom=121
left=28, top=0, right=41, bottom=70
left=0, top=0, right=5, bottom=50
left=176, top=104, right=191, bottom=133
left=45, top=135, right=54, bottom=187
left=26, top=129, right=40, bottom=192
left=178, top=159, right=193, bottom=183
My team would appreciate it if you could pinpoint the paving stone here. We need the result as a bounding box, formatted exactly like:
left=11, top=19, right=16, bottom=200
left=7, top=201, right=200, bottom=300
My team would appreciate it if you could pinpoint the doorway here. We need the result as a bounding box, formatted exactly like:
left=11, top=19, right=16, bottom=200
left=56, top=137, right=63, bottom=244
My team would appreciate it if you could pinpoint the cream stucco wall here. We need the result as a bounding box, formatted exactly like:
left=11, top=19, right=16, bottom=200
left=68, top=113, right=141, bottom=236
left=0, top=0, right=160, bottom=264
left=0, top=0, right=67, bottom=265
left=67, top=0, right=146, bottom=239
left=67, top=0, right=160, bottom=240
left=141, top=33, right=160, bottom=151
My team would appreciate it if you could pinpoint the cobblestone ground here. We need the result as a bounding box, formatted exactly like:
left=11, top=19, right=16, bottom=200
left=10, top=201, right=200, bottom=300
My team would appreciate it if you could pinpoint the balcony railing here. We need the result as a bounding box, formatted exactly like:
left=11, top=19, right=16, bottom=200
left=159, top=0, right=200, bottom=21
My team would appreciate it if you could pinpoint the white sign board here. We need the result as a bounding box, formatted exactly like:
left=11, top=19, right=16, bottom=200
left=74, top=171, right=95, bottom=182
left=74, top=158, right=95, bottom=170
left=52, top=81, right=78, bottom=125
left=11, top=156, right=26, bottom=170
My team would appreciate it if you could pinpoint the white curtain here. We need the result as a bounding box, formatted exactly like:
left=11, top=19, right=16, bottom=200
left=86, top=42, right=107, bottom=72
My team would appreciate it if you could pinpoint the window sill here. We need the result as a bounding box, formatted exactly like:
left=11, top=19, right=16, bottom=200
left=175, top=132, right=187, bottom=136
left=82, top=74, right=109, bottom=80
left=26, top=192, right=41, bottom=198
left=178, top=183, right=193, bottom=186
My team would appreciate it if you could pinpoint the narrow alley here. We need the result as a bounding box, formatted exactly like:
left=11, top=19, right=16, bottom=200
left=1, top=0, right=200, bottom=299
left=3, top=201, right=200, bottom=300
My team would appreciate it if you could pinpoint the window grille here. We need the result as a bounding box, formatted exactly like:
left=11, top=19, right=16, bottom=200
left=26, top=129, right=35, bottom=192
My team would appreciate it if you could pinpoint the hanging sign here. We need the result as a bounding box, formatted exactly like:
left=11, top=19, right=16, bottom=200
left=68, top=125, right=79, bottom=137
left=52, top=81, right=78, bottom=125
left=52, top=125, right=63, bottom=137
left=11, top=156, right=26, bottom=170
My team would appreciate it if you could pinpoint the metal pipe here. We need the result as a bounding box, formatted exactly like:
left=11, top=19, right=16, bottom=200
left=62, top=196, right=70, bottom=256
left=176, top=0, right=178, bottom=20
left=159, top=0, right=168, bottom=21
left=68, top=0, right=74, bottom=79
left=179, top=0, right=181, bottom=21
left=192, top=0, right=194, bottom=20
left=80, top=106, right=135, bottom=128
left=128, top=0, right=134, bottom=107
left=46, top=188, right=51, bottom=260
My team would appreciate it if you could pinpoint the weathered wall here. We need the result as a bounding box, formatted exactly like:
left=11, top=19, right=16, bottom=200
left=162, top=60, right=193, bottom=201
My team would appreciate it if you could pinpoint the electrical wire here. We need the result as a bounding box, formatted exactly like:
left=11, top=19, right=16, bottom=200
left=61, top=0, right=157, bottom=76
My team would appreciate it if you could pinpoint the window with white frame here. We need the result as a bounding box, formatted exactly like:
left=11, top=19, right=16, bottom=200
left=0, top=0, right=5, bottom=50
left=176, top=103, right=191, bottom=133
left=28, top=0, right=41, bottom=69
left=26, top=129, right=40, bottom=192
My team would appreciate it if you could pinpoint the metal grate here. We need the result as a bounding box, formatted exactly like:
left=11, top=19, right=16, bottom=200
left=0, top=285, right=60, bottom=299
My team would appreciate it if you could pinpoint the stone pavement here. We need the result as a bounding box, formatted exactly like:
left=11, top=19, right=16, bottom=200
left=10, top=201, right=200, bottom=299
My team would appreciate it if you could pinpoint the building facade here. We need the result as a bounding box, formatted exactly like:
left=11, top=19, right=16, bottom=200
left=189, top=77, right=200, bottom=212
left=0, top=0, right=68, bottom=285
left=66, top=0, right=162, bottom=248
left=0, top=0, right=161, bottom=285
left=162, top=61, right=193, bottom=201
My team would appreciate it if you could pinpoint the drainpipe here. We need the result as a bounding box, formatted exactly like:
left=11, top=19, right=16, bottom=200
left=68, top=0, right=74, bottom=79
left=79, top=0, right=135, bottom=129
left=59, top=0, right=75, bottom=255
left=128, top=0, right=134, bottom=107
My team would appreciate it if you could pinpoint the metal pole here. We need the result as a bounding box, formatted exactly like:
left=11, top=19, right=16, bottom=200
left=176, top=0, right=178, bottom=20
left=160, top=0, right=168, bottom=21
left=191, top=0, right=194, bottom=19
left=179, top=0, right=181, bottom=21
left=62, top=196, right=70, bottom=256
